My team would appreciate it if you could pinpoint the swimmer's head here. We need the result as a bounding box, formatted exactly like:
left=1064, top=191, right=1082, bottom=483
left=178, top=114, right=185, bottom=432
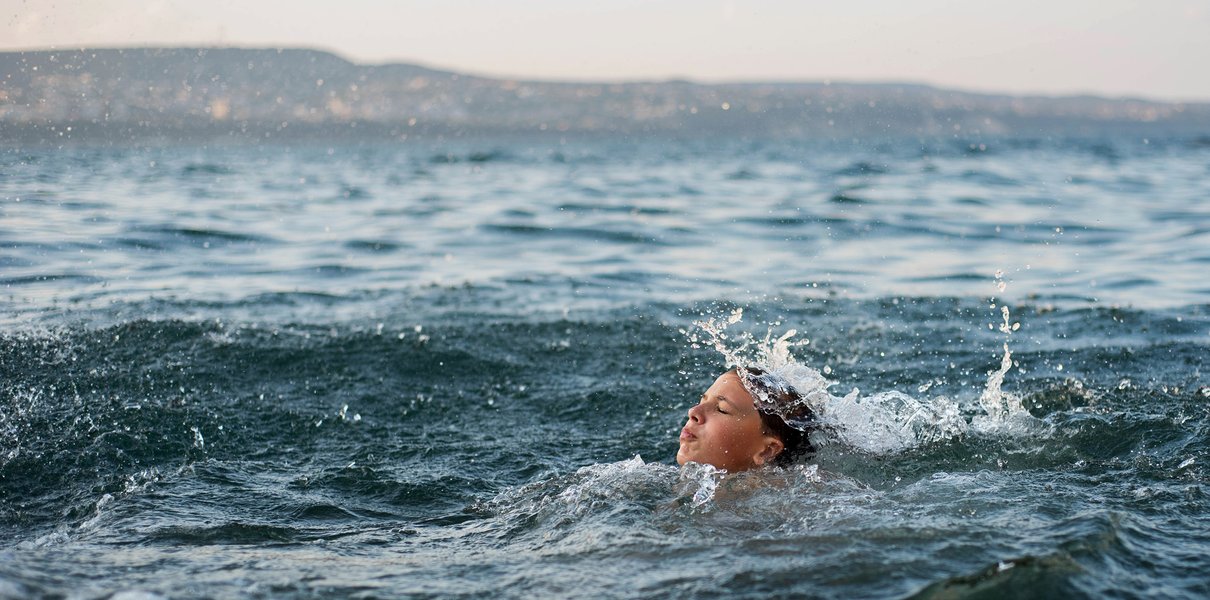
left=677, top=368, right=817, bottom=472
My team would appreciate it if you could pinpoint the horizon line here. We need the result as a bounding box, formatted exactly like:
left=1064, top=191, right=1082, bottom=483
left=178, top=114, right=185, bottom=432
left=5, top=44, right=1207, bottom=105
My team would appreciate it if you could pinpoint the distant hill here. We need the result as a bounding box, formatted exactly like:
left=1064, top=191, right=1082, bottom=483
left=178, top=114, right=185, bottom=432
left=2, top=47, right=1209, bottom=144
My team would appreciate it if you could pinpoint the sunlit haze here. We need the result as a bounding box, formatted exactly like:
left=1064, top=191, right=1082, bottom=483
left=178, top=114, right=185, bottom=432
left=3, top=0, right=1209, bottom=101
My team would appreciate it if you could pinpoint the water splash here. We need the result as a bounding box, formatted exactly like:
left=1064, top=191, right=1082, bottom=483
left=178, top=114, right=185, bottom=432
left=686, top=308, right=839, bottom=428
left=974, top=273, right=1029, bottom=431
left=686, top=284, right=1034, bottom=455
left=678, top=461, right=724, bottom=507
left=978, top=303, right=1020, bottom=421
left=688, top=308, right=969, bottom=453
left=481, top=456, right=717, bottom=526
left=823, top=389, right=969, bottom=455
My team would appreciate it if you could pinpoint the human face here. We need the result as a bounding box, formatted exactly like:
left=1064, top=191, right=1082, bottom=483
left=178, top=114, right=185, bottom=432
left=676, top=371, right=784, bottom=472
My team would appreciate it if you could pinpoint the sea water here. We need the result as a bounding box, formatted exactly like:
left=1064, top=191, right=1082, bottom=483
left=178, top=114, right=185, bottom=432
left=1, top=135, right=1208, bottom=598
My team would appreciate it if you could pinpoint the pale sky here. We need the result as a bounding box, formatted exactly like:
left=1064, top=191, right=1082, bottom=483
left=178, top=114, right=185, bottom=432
left=4, top=0, right=1208, bottom=101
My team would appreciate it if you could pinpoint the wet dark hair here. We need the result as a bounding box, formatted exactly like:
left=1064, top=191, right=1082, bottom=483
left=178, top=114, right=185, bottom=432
left=736, top=367, right=818, bottom=467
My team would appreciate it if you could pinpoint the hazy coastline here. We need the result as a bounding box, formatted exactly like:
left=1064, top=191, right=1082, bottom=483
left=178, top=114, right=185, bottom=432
left=4, top=47, right=1210, bottom=145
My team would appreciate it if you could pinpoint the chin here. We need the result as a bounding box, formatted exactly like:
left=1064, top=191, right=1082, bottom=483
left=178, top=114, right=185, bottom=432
left=675, top=448, right=690, bottom=466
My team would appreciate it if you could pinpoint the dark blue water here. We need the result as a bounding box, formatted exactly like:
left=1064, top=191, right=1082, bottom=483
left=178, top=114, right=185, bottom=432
left=1, top=136, right=1208, bottom=598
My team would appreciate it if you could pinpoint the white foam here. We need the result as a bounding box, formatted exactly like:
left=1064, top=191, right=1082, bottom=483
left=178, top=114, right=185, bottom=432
left=688, top=302, right=1035, bottom=456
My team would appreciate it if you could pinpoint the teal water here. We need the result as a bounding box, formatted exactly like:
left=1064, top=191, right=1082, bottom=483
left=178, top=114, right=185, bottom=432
left=1, top=136, right=1208, bottom=598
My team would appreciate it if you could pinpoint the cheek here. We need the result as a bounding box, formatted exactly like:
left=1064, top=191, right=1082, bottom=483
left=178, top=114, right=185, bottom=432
left=713, top=421, right=739, bottom=441
left=717, top=418, right=764, bottom=450
left=709, top=420, right=750, bottom=449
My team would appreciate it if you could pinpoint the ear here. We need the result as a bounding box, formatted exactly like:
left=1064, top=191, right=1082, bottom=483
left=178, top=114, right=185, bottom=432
left=753, top=436, right=785, bottom=466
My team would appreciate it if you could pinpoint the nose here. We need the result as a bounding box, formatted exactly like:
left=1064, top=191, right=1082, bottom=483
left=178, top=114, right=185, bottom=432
left=686, top=403, right=702, bottom=423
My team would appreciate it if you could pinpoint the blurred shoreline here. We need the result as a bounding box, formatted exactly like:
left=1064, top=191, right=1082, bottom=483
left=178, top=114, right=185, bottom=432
left=4, top=47, right=1210, bottom=146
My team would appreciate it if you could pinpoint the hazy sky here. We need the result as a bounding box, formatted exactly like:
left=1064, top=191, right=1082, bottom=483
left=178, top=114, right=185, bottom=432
left=4, top=0, right=1208, bottom=101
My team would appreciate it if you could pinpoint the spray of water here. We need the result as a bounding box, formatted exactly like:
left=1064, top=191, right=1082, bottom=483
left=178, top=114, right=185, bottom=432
left=973, top=271, right=1029, bottom=432
left=684, top=276, right=1032, bottom=455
